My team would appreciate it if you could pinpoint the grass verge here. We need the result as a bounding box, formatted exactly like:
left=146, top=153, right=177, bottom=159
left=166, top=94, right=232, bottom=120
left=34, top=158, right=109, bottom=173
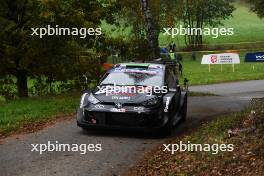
left=0, top=92, right=80, bottom=138
left=127, top=98, right=264, bottom=176
left=180, top=51, right=264, bottom=85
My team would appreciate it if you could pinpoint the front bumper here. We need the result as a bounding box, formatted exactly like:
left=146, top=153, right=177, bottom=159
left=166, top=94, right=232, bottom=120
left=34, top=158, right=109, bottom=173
left=77, top=104, right=169, bottom=131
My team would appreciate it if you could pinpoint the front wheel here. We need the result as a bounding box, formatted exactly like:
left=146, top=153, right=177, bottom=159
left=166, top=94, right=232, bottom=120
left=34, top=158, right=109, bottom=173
left=180, top=95, right=187, bottom=122
left=159, top=114, right=173, bottom=136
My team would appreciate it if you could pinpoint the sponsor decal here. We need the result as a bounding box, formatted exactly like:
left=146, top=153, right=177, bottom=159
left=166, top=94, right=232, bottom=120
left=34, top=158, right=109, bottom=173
left=111, top=108, right=126, bottom=113
left=112, top=96, right=131, bottom=100
left=115, top=103, right=123, bottom=109
left=256, top=55, right=264, bottom=59
left=164, top=97, right=171, bottom=112
left=211, top=55, right=218, bottom=64
left=245, top=52, right=264, bottom=62
left=95, top=105, right=104, bottom=109
left=134, top=107, right=144, bottom=111
left=201, top=53, right=240, bottom=64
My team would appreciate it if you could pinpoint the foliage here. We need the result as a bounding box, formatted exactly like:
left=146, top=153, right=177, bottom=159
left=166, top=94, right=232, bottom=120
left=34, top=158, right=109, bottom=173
left=105, top=0, right=235, bottom=51
left=247, top=0, right=264, bottom=18
left=0, top=0, right=110, bottom=98
left=173, top=0, right=235, bottom=48
left=0, top=76, right=17, bottom=99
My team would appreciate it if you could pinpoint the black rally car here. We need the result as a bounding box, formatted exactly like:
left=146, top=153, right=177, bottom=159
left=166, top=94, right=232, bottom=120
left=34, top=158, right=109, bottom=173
left=77, top=62, right=188, bottom=134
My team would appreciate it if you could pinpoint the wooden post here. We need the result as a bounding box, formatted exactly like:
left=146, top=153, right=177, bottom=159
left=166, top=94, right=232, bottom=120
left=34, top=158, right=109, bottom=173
left=221, top=64, right=223, bottom=72
left=209, top=64, right=211, bottom=72
left=232, top=64, right=235, bottom=72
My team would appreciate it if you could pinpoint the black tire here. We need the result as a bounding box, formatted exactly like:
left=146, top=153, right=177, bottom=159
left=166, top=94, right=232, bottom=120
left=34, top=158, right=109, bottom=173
left=81, top=127, right=89, bottom=132
left=161, top=121, right=173, bottom=136
left=159, top=113, right=173, bottom=136
left=76, top=108, right=84, bottom=123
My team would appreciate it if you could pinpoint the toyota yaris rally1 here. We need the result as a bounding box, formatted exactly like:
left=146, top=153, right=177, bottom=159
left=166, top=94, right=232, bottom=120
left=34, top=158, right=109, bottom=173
left=77, top=62, right=188, bottom=135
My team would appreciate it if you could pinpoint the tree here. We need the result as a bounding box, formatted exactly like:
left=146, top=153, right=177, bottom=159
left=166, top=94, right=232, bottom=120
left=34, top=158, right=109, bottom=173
left=108, top=0, right=166, bottom=59
left=140, top=0, right=160, bottom=59
left=0, top=0, right=36, bottom=97
left=169, top=0, right=235, bottom=48
left=247, top=0, right=264, bottom=18
left=0, top=0, right=109, bottom=98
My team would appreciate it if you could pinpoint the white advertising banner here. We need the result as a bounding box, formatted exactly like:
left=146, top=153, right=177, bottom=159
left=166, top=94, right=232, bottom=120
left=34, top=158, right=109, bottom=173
left=201, top=53, right=240, bottom=65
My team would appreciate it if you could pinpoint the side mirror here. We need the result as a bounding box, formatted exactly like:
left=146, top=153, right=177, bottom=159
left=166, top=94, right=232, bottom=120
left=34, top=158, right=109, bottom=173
left=176, top=84, right=181, bottom=92
left=82, top=75, right=88, bottom=84
left=82, top=75, right=89, bottom=91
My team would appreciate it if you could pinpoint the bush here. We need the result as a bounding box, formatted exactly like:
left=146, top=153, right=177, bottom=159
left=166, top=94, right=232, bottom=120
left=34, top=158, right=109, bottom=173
left=0, top=76, right=17, bottom=100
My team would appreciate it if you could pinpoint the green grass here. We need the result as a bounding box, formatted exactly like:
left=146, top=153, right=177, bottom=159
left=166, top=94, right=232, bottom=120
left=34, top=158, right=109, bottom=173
left=180, top=52, right=264, bottom=85
left=205, top=3, right=264, bottom=45
left=0, top=92, right=80, bottom=135
left=0, top=96, right=5, bottom=104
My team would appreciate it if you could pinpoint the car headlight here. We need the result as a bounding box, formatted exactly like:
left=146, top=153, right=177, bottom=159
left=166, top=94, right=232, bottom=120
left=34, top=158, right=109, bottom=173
left=87, top=93, right=100, bottom=105
left=80, top=93, right=100, bottom=108
left=80, top=93, right=88, bottom=108
left=141, top=97, right=161, bottom=107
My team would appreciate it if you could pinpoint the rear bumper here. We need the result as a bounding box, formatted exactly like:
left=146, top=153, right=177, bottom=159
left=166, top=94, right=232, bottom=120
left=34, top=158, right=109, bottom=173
left=77, top=106, right=169, bottom=131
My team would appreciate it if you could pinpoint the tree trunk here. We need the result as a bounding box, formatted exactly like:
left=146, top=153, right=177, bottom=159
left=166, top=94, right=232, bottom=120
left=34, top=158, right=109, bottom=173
left=16, top=70, right=28, bottom=97
left=140, top=0, right=160, bottom=59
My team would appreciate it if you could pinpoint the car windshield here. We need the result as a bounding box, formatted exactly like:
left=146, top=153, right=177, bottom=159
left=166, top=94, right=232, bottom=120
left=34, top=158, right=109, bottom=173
left=100, top=68, right=164, bottom=87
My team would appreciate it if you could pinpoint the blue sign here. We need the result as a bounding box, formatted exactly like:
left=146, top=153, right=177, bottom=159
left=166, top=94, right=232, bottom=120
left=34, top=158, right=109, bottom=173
left=245, top=52, right=264, bottom=62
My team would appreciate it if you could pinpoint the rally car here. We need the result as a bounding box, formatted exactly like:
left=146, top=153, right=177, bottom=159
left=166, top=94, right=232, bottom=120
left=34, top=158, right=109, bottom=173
left=77, top=61, right=188, bottom=135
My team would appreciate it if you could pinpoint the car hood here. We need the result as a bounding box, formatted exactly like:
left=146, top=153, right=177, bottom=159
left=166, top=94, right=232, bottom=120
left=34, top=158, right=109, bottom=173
left=93, top=87, right=159, bottom=104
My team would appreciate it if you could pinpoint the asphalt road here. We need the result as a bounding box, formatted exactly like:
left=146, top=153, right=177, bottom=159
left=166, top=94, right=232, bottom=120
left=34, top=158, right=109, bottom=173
left=0, top=80, right=263, bottom=176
